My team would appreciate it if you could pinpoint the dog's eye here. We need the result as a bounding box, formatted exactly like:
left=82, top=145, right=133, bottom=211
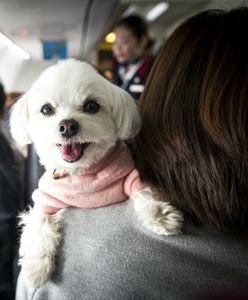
left=83, top=100, right=100, bottom=113
left=41, top=103, right=55, bottom=116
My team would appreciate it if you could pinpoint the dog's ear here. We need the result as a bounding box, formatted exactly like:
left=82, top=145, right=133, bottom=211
left=111, top=86, right=141, bottom=140
left=10, top=93, right=31, bottom=145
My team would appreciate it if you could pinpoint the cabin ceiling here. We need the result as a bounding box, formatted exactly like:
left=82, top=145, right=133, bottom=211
left=0, top=0, right=246, bottom=61
left=0, top=0, right=214, bottom=61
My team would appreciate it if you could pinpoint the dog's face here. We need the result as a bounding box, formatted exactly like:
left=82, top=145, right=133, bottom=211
left=10, top=59, right=141, bottom=170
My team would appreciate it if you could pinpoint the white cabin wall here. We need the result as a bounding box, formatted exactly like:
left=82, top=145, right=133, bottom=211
left=0, top=45, right=25, bottom=93
left=0, top=44, right=53, bottom=93
left=11, top=59, right=53, bottom=93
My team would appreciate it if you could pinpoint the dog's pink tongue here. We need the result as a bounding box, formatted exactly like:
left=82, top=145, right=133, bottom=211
left=61, top=143, right=81, bottom=161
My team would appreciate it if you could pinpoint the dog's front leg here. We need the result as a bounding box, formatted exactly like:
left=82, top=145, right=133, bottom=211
left=132, top=187, right=183, bottom=235
left=18, top=207, right=65, bottom=288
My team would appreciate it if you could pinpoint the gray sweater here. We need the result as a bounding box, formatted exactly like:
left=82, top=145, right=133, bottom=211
left=16, top=200, right=248, bottom=300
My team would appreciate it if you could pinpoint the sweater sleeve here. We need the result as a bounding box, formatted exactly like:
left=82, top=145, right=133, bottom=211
left=123, top=169, right=144, bottom=197
left=32, top=188, right=70, bottom=214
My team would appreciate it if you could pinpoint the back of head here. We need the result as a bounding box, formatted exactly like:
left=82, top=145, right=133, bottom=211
left=135, top=7, right=248, bottom=231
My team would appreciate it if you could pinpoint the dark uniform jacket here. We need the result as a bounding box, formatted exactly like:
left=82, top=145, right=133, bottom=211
left=112, top=55, right=155, bottom=100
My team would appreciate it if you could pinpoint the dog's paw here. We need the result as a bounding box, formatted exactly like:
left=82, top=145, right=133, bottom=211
left=132, top=188, right=183, bottom=235
left=18, top=208, right=64, bottom=288
left=19, top=255, right=55, bottom=288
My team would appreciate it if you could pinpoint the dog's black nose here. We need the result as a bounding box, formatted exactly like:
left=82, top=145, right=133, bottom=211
left=58, top=119, right=79, bottom=137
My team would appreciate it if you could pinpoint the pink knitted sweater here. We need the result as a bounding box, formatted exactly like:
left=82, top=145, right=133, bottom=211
left=32, top=142, right=144, bottom=214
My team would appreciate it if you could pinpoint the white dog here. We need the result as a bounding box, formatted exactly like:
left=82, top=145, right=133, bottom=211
left=10, top=59, right=183, bottom=288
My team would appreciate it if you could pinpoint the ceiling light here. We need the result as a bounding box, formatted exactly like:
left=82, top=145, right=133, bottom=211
left=146, top=2, right=169, bottom=22
left=122, top=4, right=136, bottom=18
left=0, top=32, right=31, bottom=60
left=105, top=32, right=116, bottom=44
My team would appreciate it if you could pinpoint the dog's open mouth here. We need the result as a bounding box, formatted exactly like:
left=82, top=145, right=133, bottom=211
left=56, top=142, right=90, bottom=163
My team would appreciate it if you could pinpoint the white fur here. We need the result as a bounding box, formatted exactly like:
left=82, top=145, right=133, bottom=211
left=132, top=188, right=183, bottom=235
left=10, top=59, right=183, bottom=288
left=18, top=208, right=64, bottom=287
left=10, top=60, right=140, bottom=170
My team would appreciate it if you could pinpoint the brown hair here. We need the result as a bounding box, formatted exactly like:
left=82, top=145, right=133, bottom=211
left=135, top=8, right=248, bottom=230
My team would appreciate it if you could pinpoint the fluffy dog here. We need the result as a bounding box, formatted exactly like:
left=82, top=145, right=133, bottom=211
left=10, top=59, right=183, bottom=288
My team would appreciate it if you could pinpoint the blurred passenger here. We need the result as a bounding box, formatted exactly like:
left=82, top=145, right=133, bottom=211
left=3, top=92, right=23, bottom=145
left=112, top=15, right=155, bottom=100
left=0, top=82, right=21, bottom=300
left=2, top=90, right=40, bottom=207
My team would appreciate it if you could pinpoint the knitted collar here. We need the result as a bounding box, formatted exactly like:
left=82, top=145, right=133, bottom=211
left=32, top=141, right=143, bottom=214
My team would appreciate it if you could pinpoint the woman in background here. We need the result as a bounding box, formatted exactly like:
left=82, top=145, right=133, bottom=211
left=112, top=15, right=155, bottom=100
